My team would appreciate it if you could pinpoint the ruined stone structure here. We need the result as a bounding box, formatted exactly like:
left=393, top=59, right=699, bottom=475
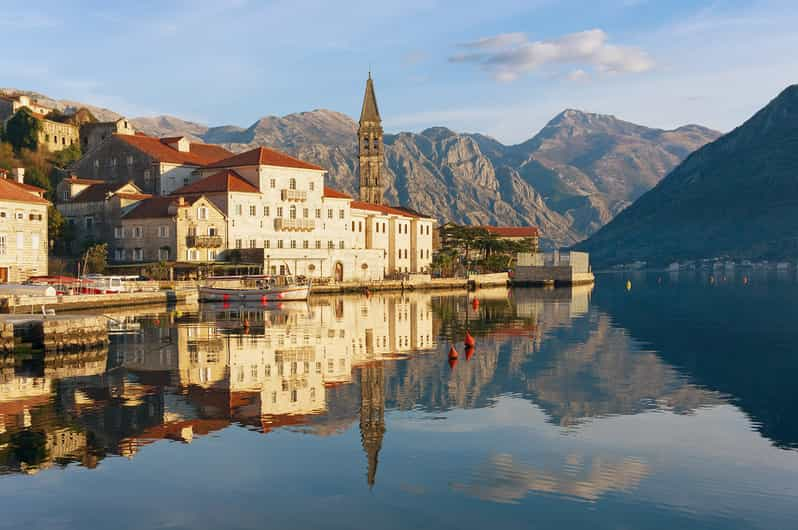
left=358, top=73, right=384, bottom=205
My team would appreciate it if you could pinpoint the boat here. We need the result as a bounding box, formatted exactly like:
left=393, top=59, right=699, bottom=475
left=198, top=275, right=311, bottom=302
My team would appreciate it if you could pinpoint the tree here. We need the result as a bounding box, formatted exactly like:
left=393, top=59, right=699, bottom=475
left=81, top=243, right=107, bottom=275
left=3, top=109, right=41, bottom=152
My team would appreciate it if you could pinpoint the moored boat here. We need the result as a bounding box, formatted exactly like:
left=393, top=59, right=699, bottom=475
left=198, top=275, right=310, bottom=302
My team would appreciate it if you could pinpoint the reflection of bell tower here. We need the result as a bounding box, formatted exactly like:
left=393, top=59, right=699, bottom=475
left=358, top=72, right=384, bottom=205
left=359, top=363, right=386, bottom=488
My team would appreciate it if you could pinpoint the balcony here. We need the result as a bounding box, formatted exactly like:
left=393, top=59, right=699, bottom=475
left=281, top=189, right=307, bottom=201
left=274, top=218, right=315, bottom=231
left=186, top=235, right=223, bottom=248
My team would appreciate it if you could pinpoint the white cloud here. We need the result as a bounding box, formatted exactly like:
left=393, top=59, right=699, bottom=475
left=567, top=68, right=590, bottom=82
left=450, top=29, right=654, bottom=82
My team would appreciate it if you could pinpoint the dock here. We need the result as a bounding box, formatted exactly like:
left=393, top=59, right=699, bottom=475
left=0, top=314, right=108, bottom=352
left=0, top=288, right=198, bottom=314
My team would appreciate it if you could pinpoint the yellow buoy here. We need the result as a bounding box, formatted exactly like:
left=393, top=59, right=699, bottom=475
left=626, top=280, right=632, bottom=291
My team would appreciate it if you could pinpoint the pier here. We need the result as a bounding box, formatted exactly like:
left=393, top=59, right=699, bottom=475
left=0, top=314, right=108, bottom=352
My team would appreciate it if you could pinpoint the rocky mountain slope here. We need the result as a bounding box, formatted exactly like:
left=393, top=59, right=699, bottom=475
left=576, top=84, right=798, bottom=266
left=131, top=110, right=718, bottom=248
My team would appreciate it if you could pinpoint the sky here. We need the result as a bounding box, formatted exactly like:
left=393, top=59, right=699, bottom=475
left=2, top=0, right=797, bottom=144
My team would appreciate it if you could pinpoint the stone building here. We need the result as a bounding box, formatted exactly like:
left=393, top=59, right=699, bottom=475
left=358, top=73, right=384, bottom=204
left=0, top=93, right=51, bottom=123
left=80, top=118, right=136, bottom=153
left=115, top=195, right=227, bottom=264
left=0, top=169, right=49, bottom=282
left=480, top=226, right=540, bottom=253
left=67, top=134, right=233, bottom=196
left=0, top=93, right=80, bottom=152
left=55, top=177, right=152, bottom=251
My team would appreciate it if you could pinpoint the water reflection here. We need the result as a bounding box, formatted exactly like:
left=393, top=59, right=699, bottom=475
left=0, top=277, right=797, bottom=529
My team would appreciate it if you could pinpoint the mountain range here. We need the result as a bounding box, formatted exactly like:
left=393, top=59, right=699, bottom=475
left=130, top=110, right=719, bottom=248
left=576, top=84, right=798, bottom=267
left=2, top=87, right=720, bottom=248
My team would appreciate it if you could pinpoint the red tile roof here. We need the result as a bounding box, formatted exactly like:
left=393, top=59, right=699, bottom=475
left=70, top=182, right=118, bottom=203
left=204, top=147, right=323, bottom=171
left=172, top=170, right=259, bottom=195
left=350, top=200, right=430, bottom=219
left=122, top=197, right=179, bottom=219
left=323, top=187, right=351, bottom=199
left=115, top=192, right=153, bottom=201
left=64, top=175, right=104, bottom=185
left=0, top=178, right=50, bottom=205
left=481, top=226, right=539, bottom=238
left=115, top=134, right=233, bottom=165
left=7, top=180, right=46, bottom=194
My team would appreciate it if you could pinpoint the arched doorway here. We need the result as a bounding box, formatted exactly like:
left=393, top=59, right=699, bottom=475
left=334, top=261, right=344, bottom=282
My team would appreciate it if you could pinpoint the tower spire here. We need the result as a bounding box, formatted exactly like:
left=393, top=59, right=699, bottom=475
left=358, top=72, right=384, bottom=204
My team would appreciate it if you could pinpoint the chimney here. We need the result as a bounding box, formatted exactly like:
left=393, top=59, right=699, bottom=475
left=178, top=196, right=186, bottom=206
left=12, top=168, right=25, bottom=184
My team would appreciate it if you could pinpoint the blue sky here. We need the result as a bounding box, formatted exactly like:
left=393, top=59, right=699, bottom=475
left=2, top=0, right=797, bottom=143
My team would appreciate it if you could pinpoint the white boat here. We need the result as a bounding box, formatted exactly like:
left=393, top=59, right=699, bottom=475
left=199, top=275, right=311, bottom=302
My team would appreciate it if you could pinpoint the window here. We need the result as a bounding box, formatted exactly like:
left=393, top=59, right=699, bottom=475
left=62, top=190, right=69, bottom=201
left=270, top=178, right=276, bottom=188
left=315, top=240, right=321, bottom=249
left=85, top=216, right=94, bottom=230
left=327, top=209, right=333, bottom=219
left=208, top=226, right=217, bottom=236
left=289, top=205, right=297, bottom=219
left=250, top=239, right=256, bottom=248
left=358, top=221, right=363, bottom=232
left=264, top=206, right=270, bottom=216
left=133, top=226, right=143, bottom=238
left=289, top=178, right=296, bottom=190
left=265, top=240, right=270, bottom=249
left=159, top=247, right=170, bottom=261
left=235, top=204, right=243, bottom=216
left=144, top=170, right=151, bottom=181
left=302, top=240, right=309, bottom=249
left=133, top=248, right=143, bottom=261
left=315, top=208, right=321, bottom=219
left=114, top=248, right=125, bottom=261
left=277, top=207, right=283, bottom=217
left=209, top=249, right=217, bottom=260
left=158, top=225, right=169, bottom=238
left=126, top=155, right=134, bottom=166
left=111, top=158, right=117, bottom=167
left=328, top=241, right=334, bottom=249
left=249, top=205, right=256, bottom=216
left=290, top=240, right=297, bottom=249
left=235, top=239, right=242, bottom=249
left=198, top=207, right=208, bottom=220
left=351, top=221, right=355, bottom=231
left=339, top=240, right=344, bottom=249
left=115, top=227, right=124, bottom=239
left=94, top=160, right=100, bottom=168
left=309, top=182, right=315, bottom=191
left=303, top=208, right=308, bottom=218
left=31, top=233, right=39, bottom=249
left=277, top=240, right=283, bottom=249
left=186, top=249, right=198, bottom=261
left=338, top=209, right=345, bottom=219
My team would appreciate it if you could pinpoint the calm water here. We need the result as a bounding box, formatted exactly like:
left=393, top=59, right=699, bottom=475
left=1, top=271, right=797, bottom=529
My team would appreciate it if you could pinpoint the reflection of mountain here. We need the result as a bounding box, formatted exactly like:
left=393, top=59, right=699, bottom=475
left=2, top=283, right=777, bottom=485
left=592, top=273, right=798, bottom=448
left=451, top=453, right=649, bottom=504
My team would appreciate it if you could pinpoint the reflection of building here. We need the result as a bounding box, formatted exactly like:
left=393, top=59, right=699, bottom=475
left=359, top=363, right=385, bottom=487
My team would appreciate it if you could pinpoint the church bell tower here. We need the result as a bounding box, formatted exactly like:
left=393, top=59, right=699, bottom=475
left=358, top=72, right=384, bottom=204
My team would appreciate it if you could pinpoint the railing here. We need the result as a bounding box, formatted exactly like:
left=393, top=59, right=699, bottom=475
left=186, top=235, right=223, bottom=248
left=274, top=218, right=315, bottom=231
left=281, top=189, right=307, bottom=201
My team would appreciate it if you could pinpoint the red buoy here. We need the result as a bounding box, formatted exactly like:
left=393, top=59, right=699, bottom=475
left=472, top=298, right=479, bottom=310
left=464, top=331, right=475, bottom=347
left=448, top=357, right=458, bottom=369
left=465, top=345, right=475, bottom=361
left=448, top=345, right=459, bottom=360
